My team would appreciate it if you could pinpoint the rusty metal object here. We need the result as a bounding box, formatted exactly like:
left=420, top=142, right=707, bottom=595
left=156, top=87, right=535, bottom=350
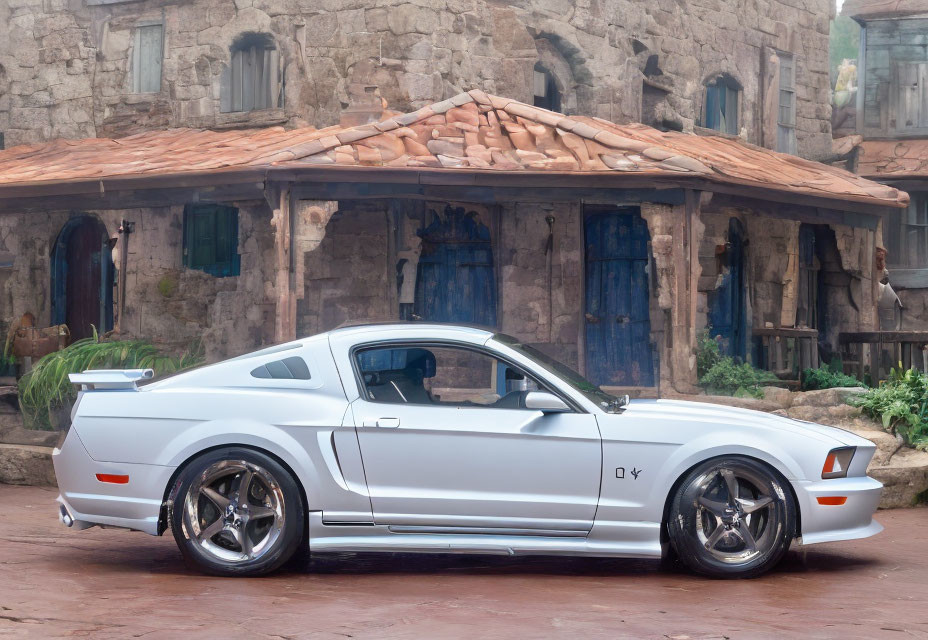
left=12, top=324, right=70, bottom=360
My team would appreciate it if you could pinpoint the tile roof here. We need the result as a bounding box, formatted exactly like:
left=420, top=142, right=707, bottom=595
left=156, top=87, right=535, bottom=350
left=842, top=0, right=928, bottom=20
left=0, top=90, right=908, bottom=208
left=858, top=139, right=928, bottom=179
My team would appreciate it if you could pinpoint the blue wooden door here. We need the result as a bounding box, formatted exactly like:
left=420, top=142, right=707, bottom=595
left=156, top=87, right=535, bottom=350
left=707, top=218, right=746, bottom=359
left=584, top=208, right=654, bottom=387
left=414, top=205, right=497, bottom=327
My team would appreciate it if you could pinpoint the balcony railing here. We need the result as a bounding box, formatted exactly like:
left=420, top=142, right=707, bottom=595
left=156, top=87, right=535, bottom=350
left=752, top=327, right=819, bottom=384
left=839, top=331, right=928, bottom=384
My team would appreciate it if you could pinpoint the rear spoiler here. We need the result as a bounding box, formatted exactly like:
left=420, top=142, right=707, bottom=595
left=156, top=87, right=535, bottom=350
left=69, top=369, right=154, bottom=390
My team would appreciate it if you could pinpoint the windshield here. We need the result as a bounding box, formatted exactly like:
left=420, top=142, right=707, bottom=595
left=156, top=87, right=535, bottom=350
left=492, top=333, right=620, bottom=411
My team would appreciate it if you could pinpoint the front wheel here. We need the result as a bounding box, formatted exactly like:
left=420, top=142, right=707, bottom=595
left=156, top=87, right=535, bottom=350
left=168, top=448, right=305, bottom=576
left=666, top=456, right=796, bottom=578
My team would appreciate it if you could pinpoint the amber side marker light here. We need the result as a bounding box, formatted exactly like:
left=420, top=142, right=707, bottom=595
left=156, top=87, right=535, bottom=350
left=817, top=496, right=848, bottom=506
left=95, top=474, right=129, bottom=484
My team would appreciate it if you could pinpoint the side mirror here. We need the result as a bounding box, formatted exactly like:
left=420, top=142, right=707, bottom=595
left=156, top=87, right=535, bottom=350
left=524, top=391, right=570, bottom=413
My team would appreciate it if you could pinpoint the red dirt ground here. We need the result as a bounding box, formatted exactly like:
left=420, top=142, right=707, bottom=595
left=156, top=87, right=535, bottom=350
left=0, top=484, right=925, bottom=639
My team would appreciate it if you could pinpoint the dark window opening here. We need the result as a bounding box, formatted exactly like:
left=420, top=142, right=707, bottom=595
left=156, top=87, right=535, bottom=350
left=221, top=32, right=283, bottom=113
left=183, top=203, right=240, bottom=277
left=533, top=63, right=561, bottom=112
left=703, top=74, right=740, bottom=135
left=886, top=193, right=928, bottom=269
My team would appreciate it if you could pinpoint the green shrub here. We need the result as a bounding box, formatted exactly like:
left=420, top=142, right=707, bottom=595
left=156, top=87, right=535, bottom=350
left=849, top=366, right=928, bottom=450
left=699, top=358, right=779, bottom=399
left=19, top=331, right=203, bottom=430
left=695, top=328, right=777, bottom=399
left=801, top=359, right=865, bottom=391
left=696, top=329, right=722, bottom=378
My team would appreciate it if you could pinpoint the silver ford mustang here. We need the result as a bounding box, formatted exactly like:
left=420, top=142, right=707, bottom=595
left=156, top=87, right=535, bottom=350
left=54, top=323, right=882, bottom=577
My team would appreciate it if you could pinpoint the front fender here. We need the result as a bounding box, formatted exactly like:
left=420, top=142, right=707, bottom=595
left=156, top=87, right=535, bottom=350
left=598, top=429, right=807, bottom=526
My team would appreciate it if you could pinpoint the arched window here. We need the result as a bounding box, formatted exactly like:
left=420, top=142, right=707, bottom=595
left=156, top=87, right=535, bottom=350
left=533, top=63, right=561, bottom=112
left=703, top=74, right=741, bottom=135
left=220, top=32, right=283, bottom=113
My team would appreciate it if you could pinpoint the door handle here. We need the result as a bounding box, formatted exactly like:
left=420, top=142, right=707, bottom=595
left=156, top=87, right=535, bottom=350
left=363, top=417, right=400, bottom=428
left=585, top=313, right=600, bottom=324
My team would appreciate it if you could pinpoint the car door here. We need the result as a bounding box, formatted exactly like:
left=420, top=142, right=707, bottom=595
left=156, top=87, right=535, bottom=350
left=347, top=342, right=602, bottom=533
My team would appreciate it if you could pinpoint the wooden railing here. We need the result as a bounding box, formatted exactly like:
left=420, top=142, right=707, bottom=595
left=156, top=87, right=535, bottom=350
left=839, top=331, right=928, bottom=384
left=752, top=327, right=819, bottom=381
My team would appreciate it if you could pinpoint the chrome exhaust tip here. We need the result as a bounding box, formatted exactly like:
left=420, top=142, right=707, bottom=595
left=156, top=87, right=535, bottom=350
left=59, top=504, right=73, bottom=527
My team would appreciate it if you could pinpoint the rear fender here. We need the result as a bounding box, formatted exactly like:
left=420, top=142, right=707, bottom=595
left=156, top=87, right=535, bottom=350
left=160, top=418, right=324, bottom=510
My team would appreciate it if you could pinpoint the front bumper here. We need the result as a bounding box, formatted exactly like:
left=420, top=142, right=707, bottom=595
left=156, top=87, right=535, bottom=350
left=52, top=429, right=176, bottom=536
left=795, top=475, right=884, bottom=546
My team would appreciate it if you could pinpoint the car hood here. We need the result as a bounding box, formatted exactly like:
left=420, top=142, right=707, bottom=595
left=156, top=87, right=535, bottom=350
left=620, top=398, right=868, bottom=447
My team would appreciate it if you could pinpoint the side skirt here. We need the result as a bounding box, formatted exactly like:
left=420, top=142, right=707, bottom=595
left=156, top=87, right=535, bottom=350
left=307, top=513, right=663, bottom=558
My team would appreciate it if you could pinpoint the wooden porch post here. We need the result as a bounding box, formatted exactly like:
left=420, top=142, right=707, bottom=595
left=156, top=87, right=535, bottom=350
left=670, top=190, right=703, bottom=392
left=268, top=182, right=295, bottom=343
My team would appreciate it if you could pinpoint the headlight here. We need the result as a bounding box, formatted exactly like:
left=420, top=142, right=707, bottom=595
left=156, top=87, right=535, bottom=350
left=821, top=447, right=856, bottom=479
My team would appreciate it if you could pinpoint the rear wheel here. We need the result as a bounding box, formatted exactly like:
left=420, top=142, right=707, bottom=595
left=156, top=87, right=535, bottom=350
left=667, top=456, right=795, bottom=578
left=169, top=448, right=304, bottom=576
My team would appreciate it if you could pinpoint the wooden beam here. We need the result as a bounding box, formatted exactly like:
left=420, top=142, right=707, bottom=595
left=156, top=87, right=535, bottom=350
left=0, top=164, right=901, bottom=217
left=0, top=182, right=266, bottom=214
left=707, top=193, right=883, bottom=229
left=268, top=182, right=295, bottom=343
left=290, top=182, right=687, bottom=205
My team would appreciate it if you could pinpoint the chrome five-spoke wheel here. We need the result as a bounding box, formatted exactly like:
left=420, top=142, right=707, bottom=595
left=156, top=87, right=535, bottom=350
left=184, top=460, right=285, bottom=563
left=694, top=467, right=776, bottom=563
left=170, top=448, right=304, bottom=576
left=667, top=456, right=796, bottom=578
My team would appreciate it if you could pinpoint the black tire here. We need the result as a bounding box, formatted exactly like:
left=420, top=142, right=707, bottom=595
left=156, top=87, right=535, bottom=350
left=168, top=447, right=305, bottom=577
left=666, top=456, right=796, bottom=578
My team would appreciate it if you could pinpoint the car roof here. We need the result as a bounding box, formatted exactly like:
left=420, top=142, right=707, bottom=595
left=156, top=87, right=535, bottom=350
left=325, top=322, right=496, bottom=340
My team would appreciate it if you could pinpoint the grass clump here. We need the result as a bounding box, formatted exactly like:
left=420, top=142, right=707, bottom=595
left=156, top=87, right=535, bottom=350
left=19, top=329, right=202, bottom=429
left=849, top=366, right=928, bottom=450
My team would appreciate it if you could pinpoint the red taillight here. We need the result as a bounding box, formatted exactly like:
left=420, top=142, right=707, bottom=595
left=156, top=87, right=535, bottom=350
left=95, top=474, right=129, bottom=484
left=817, top=496, right=848, bottom=506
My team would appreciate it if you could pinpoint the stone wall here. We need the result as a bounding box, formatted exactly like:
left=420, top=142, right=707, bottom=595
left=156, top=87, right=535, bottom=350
left=0, top=202, right=276, bottom=362
left=298, top=200, right=392, bottom=337
left=0, top=0, right=834, bottom=159
left=695, top=207, right=876, bottom=364
left=498, top=201, right=581, bottom=369
left=744, top=214, right=801, bottom=331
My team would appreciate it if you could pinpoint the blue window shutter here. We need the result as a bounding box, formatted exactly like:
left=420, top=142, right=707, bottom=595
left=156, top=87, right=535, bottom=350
left=183, top=204, right=240, bottom=277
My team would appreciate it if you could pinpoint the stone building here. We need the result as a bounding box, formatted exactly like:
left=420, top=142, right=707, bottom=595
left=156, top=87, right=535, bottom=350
left=1, top=0, right=836, bottom=158
left=842, top=0, right=928, bottom=334
left=0, top=92, right=906, bottom=394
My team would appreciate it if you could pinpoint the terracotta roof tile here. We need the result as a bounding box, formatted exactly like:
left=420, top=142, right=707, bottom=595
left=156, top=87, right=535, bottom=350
left=0, top=92, right=908, bottom=208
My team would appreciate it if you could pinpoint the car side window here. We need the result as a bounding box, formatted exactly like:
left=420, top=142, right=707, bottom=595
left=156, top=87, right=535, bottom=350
left=355, top=344, right=546, bottom=409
